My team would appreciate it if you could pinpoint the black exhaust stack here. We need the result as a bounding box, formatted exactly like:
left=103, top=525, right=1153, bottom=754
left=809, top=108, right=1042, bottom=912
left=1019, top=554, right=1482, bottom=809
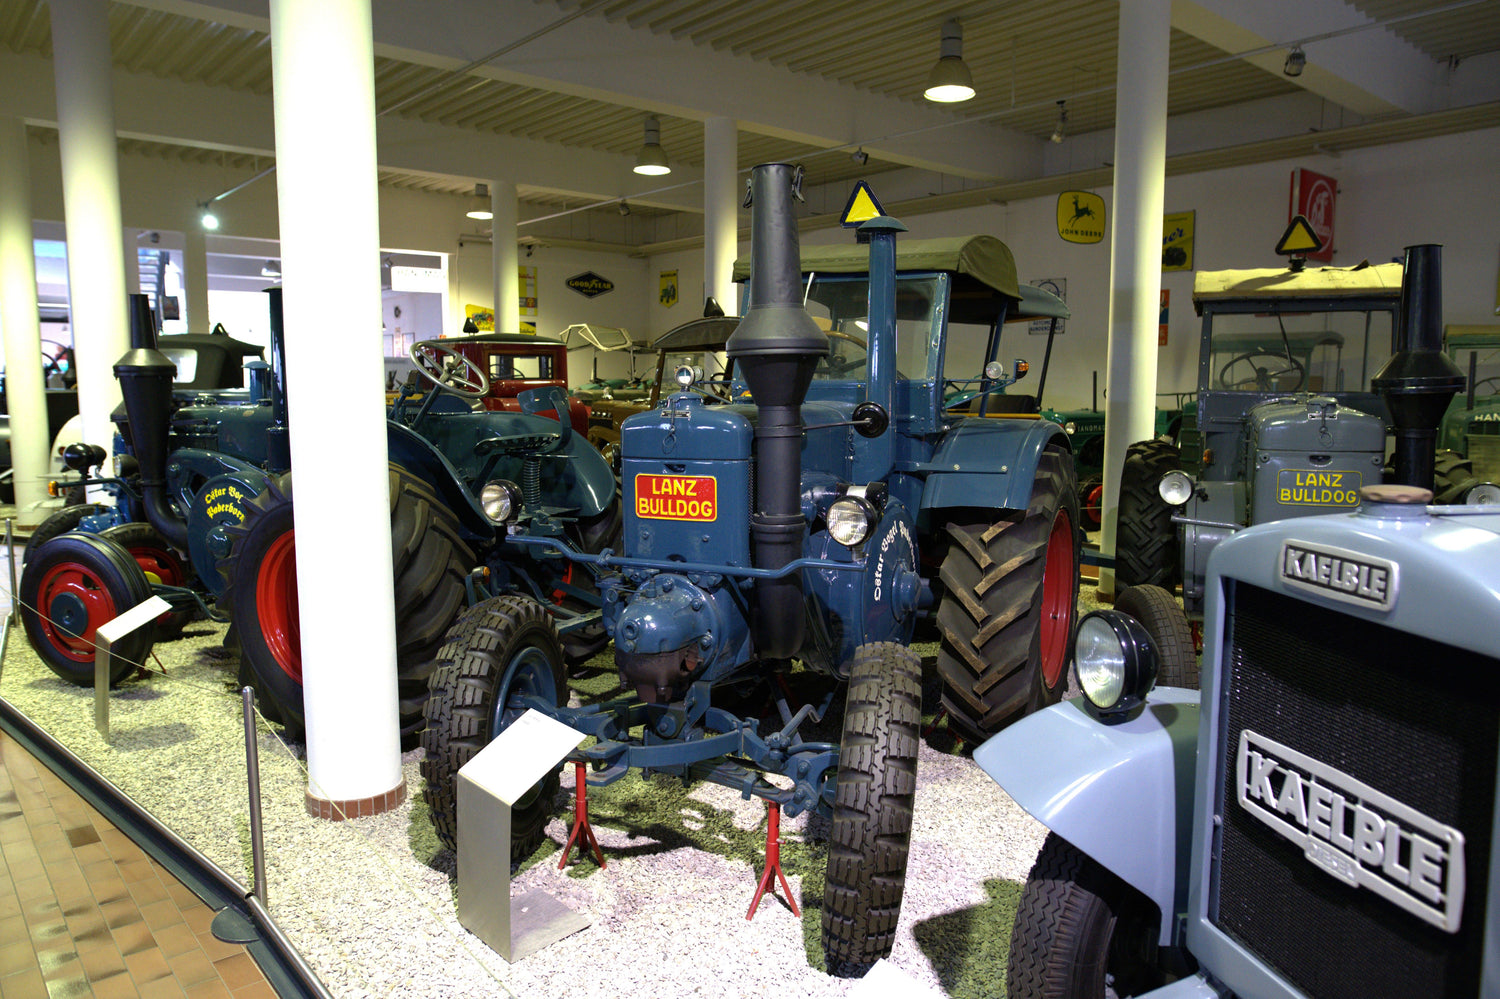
left=115, top=293, right=189, bottom=551
left=726, top=164, right=828, bottom=660
left=1372, top=244, right=1466, bottom=491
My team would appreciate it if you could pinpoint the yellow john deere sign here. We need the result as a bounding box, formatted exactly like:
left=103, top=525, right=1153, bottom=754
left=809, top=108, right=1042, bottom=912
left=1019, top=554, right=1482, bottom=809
left=1058, top=191, right=1105, bottom=244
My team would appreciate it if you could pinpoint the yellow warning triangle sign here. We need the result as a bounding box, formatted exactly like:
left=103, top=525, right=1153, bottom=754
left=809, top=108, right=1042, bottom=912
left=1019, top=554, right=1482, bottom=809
left=840, top=181, right=885, bottom=228
left=1276, top=215, right=1323, bottom=256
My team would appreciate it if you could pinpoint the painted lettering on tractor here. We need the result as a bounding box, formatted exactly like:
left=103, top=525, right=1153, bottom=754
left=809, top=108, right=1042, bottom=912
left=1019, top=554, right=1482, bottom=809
left=1280, top=541, right=1394, bottom=609
left=1277, top=469, right=1362, bottom=506
left=200, top=485, right=247, bottom=522
left=635, top=473, right=717, bottom=521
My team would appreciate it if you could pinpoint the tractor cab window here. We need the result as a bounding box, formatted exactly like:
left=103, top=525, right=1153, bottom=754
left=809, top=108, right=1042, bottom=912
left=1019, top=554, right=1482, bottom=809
left=800, top=273, right=940, bottom=382
left=159, top=348, right=199, bottom=385
left=487, top=353, right=552, bottom=381
left=1206, top=308, right=1392, bottom=394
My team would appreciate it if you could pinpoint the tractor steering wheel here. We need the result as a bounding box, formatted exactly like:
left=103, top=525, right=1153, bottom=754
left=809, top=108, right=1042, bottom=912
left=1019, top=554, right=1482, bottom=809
left=1470, top=375, right=1500, bottom=397
left=1218, top=350, right=1306, bottom=392
left=409, top=340, right=490, bottom=398
left=817, top=329, right=869, bottom=376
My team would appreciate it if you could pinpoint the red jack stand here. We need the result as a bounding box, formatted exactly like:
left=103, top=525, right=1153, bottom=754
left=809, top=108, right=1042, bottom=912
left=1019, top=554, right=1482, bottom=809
left=558, top=762, right=605, bottom=870
left=746, top=801, right=800, bottom=919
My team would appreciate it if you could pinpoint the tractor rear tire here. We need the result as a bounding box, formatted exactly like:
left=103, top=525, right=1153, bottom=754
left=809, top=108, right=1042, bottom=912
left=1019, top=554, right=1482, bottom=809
left=19, top=533, right=155, bottom=686
left=822, top=642, right=922, bottom=978
left=1115, top=440, right=1181, bottom=589
left=221, top=463, right=473, bottom=743
left=420, top=595, right=567, bottom=857
left=22, top=503, right=107, bottom=564
left=99, top=522, right=198, bottom=639
left=935, top=445, right=1080, bottom=742
left=1114, top=584, right=1197, bottom=689
left=1008, top=833, right=1166, bottom=998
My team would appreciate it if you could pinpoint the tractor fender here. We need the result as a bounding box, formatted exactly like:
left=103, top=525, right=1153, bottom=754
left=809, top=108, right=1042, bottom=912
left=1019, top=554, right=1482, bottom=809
left=972, top=686, right=1200, bottom=946
left=919, top=417, right=1070, bottom=514
left=385, top=422, right=499, bottom=539
left=166, top=449, right=271, bottom=595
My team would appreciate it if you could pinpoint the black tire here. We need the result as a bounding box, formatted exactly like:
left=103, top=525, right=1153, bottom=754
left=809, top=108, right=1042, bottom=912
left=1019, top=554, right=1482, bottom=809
left=1008, top=834, right=1166, bottom=998
left=22, top=503, right=107, bottom=564
left=935, top=446, right=1081, bottom=742
left=99, top=522, right=198, bottom=639
left=822, top=642, right=922, bottom=978
left=420, top=595, right=567, bottom=857
left=220, top=464, right=473, bottom=743
left=19, top=533, right=155, bottom=686
left=1115, top=440, right=1181, bottom=589
left=1114, top=584, right=1197, bottom=689
left=1431, top=449, right=1479, bottom=504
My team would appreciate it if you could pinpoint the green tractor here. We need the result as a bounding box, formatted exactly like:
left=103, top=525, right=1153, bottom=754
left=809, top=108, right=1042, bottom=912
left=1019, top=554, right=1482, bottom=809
left=1439, top=323, right=1500, bottom=481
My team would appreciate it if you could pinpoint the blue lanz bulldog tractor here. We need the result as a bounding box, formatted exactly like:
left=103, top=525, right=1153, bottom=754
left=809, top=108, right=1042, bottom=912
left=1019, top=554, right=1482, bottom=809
left=420, top=163, right=1082, bottom=975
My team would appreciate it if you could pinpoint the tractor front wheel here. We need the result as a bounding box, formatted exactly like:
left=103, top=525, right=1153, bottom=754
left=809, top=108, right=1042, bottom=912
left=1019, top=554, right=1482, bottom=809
left=100, top=522, right=198, bottom=639
left=19, top=533, right=155, bottom=686
left=1114, top=584, right=1197, bottom=689
left=1008, top=833, right=1166, bottom=998
left=420, top=595, right=567, bottom=857
left=822, top=641, right=921, bottom=978
left=1115, top=440, right=1181, bottom=589
left=21, top=503, right=107, bottom=564
left=935, top=445, right=1080, bottom=742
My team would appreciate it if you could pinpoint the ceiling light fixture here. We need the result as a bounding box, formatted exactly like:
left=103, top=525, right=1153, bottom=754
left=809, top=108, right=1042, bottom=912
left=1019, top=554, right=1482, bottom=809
left=924, top=19, right=976, bottom=103
left=1284, top=45, right=1306, bottom=76
left=633, top=115, right=671, bottom=176
left=466, top=183, right=494, bottom=220
left=851, top=147, right=869, bottom=166
left=1050, top=100, right=1068, bottom=144
left=199, top=201, right=219, bottom=230
left=618, top=200, right=631, bottom=216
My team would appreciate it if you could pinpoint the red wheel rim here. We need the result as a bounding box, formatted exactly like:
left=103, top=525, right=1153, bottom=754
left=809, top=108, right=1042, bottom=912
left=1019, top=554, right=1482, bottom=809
left=36, top=563, right=119, bottom=662
left=255, top=531, right=302, bottom=683
left=1083, top=483, right=1104, bottom=529
left=1038, top=508, right=1077, bottom=688
left=124, top=543, right=189, bottom=624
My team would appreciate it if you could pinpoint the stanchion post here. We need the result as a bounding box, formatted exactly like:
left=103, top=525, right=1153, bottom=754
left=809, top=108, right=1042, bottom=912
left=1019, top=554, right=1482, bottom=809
left=0, top=517, right=14, bottom=676
left=242, top=686, right=268, bottom=904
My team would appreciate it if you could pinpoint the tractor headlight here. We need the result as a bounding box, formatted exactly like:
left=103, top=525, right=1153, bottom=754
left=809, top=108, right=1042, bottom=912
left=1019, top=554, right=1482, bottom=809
left=1158, top=470, right=1194, bottom=506
left=674, top=364, right=696, bottom=389
left=1462, top=481, right=1500, bottom=505
left=1075, top=610, right=1159, bottom=721
left=827, top=497, right=875, bottom=547
left=480, top=480, right=523, bottom=524
left=1064, top=421, right=1077, bottom=435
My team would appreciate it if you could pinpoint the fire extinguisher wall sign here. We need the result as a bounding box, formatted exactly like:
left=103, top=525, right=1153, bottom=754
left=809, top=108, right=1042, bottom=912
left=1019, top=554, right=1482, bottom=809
left=1290, top=168, right=1337, bottom=263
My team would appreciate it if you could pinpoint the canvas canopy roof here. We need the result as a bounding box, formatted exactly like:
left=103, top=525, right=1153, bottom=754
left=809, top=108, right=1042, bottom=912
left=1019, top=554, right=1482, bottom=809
left=731, top=235, right=1021, bottom=301
left=1193, top=262, right=1403, bottom=307
left=559, top=324, right=639, bottom=352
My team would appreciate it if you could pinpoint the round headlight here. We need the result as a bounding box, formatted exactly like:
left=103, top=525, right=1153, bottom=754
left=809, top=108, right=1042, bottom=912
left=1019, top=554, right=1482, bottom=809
left=480, top=480, right=523, bottom=524
left=674, top=364, right=695, bottom=388
left=1158, top=470, right=1194, bottom=506
left=1063, top=421, right=1077, bottom=435
left=827, top=497, right=875, bottom=547
left=984, top=360, right=1005, bottom=381
left=1462, top=481, right=1500, bottom=506
left=1074, top=610, right=1159, bottom=719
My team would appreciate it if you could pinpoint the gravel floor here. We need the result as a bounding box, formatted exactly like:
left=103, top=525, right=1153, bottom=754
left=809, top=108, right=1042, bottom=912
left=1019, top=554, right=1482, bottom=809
left=0, top=577, right=1112, bottom=999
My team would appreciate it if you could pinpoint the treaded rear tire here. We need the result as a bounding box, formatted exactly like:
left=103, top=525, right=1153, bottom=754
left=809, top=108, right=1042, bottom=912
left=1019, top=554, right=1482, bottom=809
left=822, top=641, right=922, bottom=978
left=935, top=445, right=1081, bottom=741
left=1114, top=584, right=1197, bottom=689
left=22, top=503, right=107, bottom=564
left=1008, top=834, right=1165, bottom=999
left=1115, top=440, right=1181, bottom=589
left=420, top=595, right=567, bottom=857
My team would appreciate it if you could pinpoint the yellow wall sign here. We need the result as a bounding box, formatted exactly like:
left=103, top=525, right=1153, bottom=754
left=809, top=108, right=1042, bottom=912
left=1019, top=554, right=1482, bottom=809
left=464, top=304, right=495, bottom=331
left=660, top=270, right=679, bottom=308
left=1058, top=191, right=1105, bottom=244
left=1163, top=210, right=1195, bottom=271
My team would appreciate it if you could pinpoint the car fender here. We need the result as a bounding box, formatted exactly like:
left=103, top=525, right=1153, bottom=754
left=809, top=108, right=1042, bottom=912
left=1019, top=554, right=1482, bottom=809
left=972, top=687, right=1200, bottom=945
left=919, top=417, right=1070, bottom=513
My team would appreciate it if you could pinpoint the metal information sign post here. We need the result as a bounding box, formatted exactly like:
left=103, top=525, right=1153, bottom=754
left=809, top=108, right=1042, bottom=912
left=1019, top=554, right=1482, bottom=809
left=94, top=595, right=172, bottom=740
left=457, top=709, right=591, bottom=962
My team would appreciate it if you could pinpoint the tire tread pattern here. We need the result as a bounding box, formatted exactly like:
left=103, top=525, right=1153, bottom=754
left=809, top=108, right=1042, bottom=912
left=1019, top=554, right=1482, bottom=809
left=1115, top=441, right=1181, bottom=589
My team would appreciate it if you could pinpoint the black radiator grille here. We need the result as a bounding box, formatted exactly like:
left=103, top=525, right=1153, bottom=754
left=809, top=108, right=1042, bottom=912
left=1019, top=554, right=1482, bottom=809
left=1212, top=582, right=1497, bottom=999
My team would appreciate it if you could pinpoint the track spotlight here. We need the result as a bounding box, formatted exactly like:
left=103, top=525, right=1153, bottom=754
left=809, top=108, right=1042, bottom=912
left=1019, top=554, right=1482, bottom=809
left=199, top=201, right=219, bottom=230
left=466, top=183, right=493, bottom=220
left=851, top=148, right=869, bottom=166
left=618, top=200, right=631, bottom=216
left=633, top=115, right=671, bottom=176
left=924, top=19, right=976, bottom=103
left=1284, top=46, right=1306, bottom=77
left=1050, top=100, right=1068, bottom=144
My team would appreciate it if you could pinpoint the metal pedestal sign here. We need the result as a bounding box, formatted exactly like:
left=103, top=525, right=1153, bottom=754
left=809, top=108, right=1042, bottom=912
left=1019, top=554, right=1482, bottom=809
left=457, top=709, right=590, bottom=962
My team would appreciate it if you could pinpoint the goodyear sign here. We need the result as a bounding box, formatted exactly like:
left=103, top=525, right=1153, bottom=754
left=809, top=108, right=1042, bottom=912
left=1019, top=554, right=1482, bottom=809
left=566, top=271, right=615, bottom=298
left=1058, top=191, right=1105, bottom=244
left=635, top=474, right=717, bottom=521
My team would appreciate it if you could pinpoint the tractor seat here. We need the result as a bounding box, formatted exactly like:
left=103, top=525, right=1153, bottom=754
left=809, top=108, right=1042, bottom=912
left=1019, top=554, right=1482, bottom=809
left=475, top=432, right=563, bottom=457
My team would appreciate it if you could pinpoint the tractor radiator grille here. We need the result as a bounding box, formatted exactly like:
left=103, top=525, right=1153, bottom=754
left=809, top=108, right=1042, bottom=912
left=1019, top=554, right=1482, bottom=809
left=1468, top=432, right=1500, bottom=483
left=1211, top=583, right=1497, bottom=999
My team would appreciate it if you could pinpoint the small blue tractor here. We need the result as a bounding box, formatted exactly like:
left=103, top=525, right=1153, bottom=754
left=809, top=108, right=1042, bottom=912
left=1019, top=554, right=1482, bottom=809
left=20, top=291, right=619, bottom=743
left=420, top=163, right=1081, bottom=976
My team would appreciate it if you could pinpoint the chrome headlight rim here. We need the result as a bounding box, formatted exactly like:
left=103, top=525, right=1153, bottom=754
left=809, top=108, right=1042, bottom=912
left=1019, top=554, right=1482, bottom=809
left=1461, top=481, right=1500, bottom=506
left=1158, top=470, right=1194, bottom=506
left=480, top=479, right=524, bottom=524
left=1075, top=609, right=1159, bottom=721
left=827, top=496, right=876, bottom=547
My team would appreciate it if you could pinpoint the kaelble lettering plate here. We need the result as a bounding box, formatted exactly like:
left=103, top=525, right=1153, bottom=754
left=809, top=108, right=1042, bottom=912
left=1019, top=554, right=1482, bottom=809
left=634, top=474, right=717, bottom=521
left=1279, top=539, right=1396, bottom=612
left=1236, top=729, right=1465, bottom=933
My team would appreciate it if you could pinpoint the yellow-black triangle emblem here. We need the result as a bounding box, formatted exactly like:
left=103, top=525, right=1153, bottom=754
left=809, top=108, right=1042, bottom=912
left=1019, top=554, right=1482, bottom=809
left=840, top=182, right=885, bottom=228
left=1276, top=215, right=1324, bottom=256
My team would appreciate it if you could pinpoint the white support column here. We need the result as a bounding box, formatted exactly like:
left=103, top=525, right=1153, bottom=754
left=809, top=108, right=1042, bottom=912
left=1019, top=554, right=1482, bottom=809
left=0, top=119, right=53, bottom=525
left=269, top=0, right=404, bottom=817
left=1098, top=0, right=1171, bottom=599
left=703, top=117, right=738, bottom=312
left=183, top=224, right=211, bottom=332
left=49, top=0, right=129, bottom=456
left=490, top=178, right=519, bottom=332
